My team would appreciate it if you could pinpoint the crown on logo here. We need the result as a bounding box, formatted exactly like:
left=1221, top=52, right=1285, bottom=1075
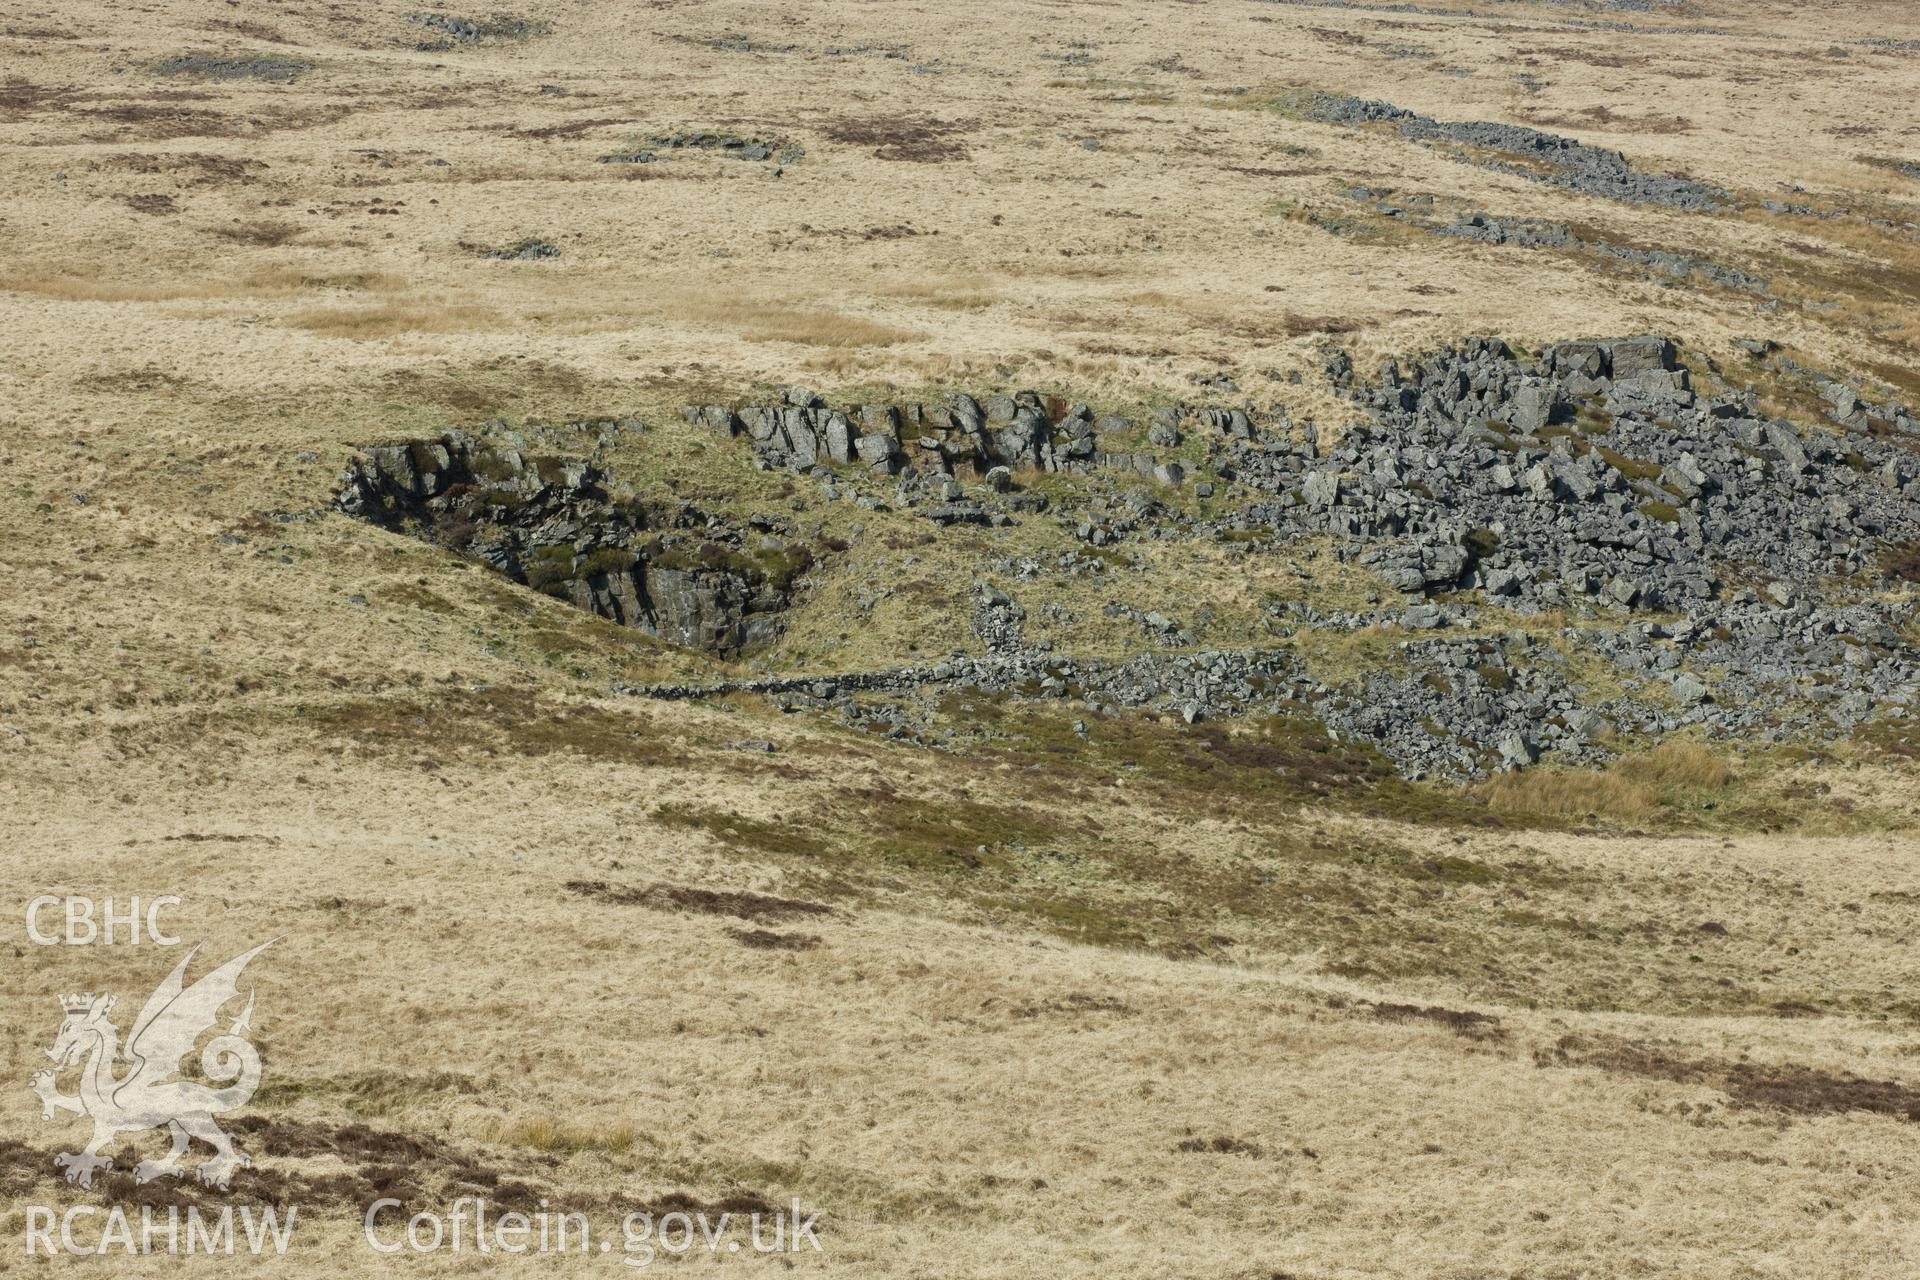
left=59, top=993, right=96, bottom=1013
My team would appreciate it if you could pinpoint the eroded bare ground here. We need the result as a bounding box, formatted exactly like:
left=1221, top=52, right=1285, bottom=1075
left=4, top=0, right=1920, bottom=1275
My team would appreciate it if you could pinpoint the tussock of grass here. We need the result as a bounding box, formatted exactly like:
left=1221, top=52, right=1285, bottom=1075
left=798, top=348, right=884, bottom=374
left=285, top=302, right=502, bottom=339
left=872, top=276, right=1001, bottom=311
left=0, top=267, right=407, bottom=303
left=292, top=689, right=685, bottom=765
left=254, top=1070, right=477, bottom=1115
left=483, top=1112, right=639, bottom=1155
left=207, top=218, right=305, bottom=247
left=0, top=273, right=203, bottom=303
left=1618, top=741, right=1734, bottom=791
left=1479, top=768, right=1658, bottom=822
left=672, top=297, right=921, bottom=348
left=244, top=267, right=407, bottom=293
left=1478, top=741, right=1733, bottom=823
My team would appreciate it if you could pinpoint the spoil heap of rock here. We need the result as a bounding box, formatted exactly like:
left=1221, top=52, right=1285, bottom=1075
left=1234, top=335, right=1920, bottom=617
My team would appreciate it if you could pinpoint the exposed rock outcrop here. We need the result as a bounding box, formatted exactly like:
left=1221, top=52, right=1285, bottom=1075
left=336, top=429, right=815, bottom=656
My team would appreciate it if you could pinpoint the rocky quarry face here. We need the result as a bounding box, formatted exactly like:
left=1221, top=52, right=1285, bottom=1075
left=337, top=334, right=1920, bottom=780
left=681, top=387, right=1197, bottom=525
left=335, top=428, right=813, bottom=656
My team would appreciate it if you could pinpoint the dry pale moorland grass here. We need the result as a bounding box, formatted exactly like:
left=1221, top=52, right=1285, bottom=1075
left=1478, top=740, right=1737, bottom=823
left=1, top=0, right=1918, bottom=1275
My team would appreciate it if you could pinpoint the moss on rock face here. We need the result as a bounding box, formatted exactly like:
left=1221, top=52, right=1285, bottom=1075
left=648, top=538, right=812, bottom=589
left=532, top=456, right=574, bottom=485
left=737, top=542, right=813, bottom=590
left=472, top=486, right=527, bottom=511
left=523, top=545, right=577, bottom=593
left=576, top=547, right=639, bottom=578
left=645, top=541, right=724, bottom=577
left=469, top=450, right=523, bottom=483
left=525, top=545, right=645, bottom=594
left=407, top=441, right=447, bottom=475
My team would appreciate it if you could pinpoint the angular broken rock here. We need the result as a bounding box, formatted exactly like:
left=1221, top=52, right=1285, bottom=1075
left=1483, top=567, right=1522, bottom=597
left=1606, top=335, right=1675, bottom=379
left=1302, top=472, right=1341, bottom=509
left=1563, top=708, right=1609, bottom=742
left=1605, top=577, right=1641, bottom=607
left=1498, top=732, right=1540, bottom=769
left=855, top=433, right=899, bottom=468
left=1508, top=381, right=1558, bottom=433
left=1670, top=673, right=1710, bottom=704
left=823, top=411, right=853, bottom=464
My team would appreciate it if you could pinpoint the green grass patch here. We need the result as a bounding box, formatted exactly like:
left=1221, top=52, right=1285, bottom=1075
left=651, top=802, right=840, bottom=860
left=293, top=689, right=679, bottom=767
left=1597, top=447, right=1662, bottom=481
left=254, top=1071, right=478, bottom=1116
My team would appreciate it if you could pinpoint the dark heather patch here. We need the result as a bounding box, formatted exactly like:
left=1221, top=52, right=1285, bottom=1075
left=1885, top=540, right=1920, bottom=584
left=824, top=116, right=972, bottom=162
left=517, top=115, right=642, bottom=139
left=1771, top=1001, right=1825, bottom=1019
left=0, top=1122, right=537, bottom=1215
left=726, top=928, right=823, bottom=950
left=1537, top=1035, right=1920, bottom=1120
left=1010, top=993, right=1132, bottom=1017
left=564, top=878, right=833, bottom=923
left=119, top=193, right=177, bottom=215
left=1174, top=1135, right=1268, bottom=1157
left=646, top=1190, right=780, bottom=1217
left=152, top=55, right=312, bottom=82
left=1, top=1120, right=794, bottom=1222
left=1366, top=1001, right=1507, bottom=1041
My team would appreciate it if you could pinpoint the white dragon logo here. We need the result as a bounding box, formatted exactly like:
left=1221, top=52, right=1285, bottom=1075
left=28, top=939, right=278, bottom=1191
